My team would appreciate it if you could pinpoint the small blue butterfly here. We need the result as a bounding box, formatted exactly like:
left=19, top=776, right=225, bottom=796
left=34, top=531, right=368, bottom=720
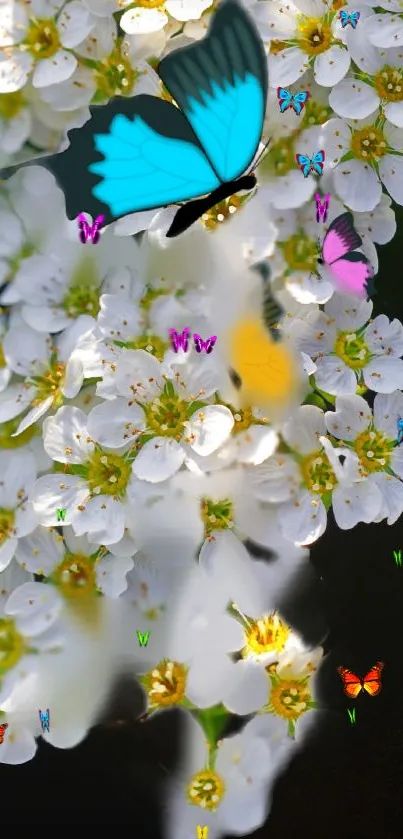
left=277, top=87, right=310, bottom=116
left=397, top=416, right=403, bottom=444
left=339, top=10, right=360, bottom=28
left=296, top=151, right=325, bottom=178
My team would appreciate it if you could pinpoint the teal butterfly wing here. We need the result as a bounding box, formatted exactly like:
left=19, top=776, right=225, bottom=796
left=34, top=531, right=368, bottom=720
left=33, top=94, right=221, bottom=226
left=158, top=0, right=268, bottom=183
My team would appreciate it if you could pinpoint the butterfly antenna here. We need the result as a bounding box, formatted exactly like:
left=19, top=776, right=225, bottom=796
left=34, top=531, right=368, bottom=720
left=249, top=137, right=272, bottom=174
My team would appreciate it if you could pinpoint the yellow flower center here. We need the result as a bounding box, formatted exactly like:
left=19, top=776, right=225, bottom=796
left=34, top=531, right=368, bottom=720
left=0, top=617, right=26, bottom=674
left=187, top=769, right=226, bottom=811
left=133, top=0, right=166, bottom=7
left=201, top=497, right=234, bottom=537
left=62, top=270, right=100, bottom=318
left=334, top=331, right=370, bottom=369
left=52, top=553, right=97, bottom=599
left=143, top=385, right=200, bottom=440
left=29, top=358, right=66, bottom=409
left=302, top=98, right=333, bottom=128
left=281, top=233, right=319, bottom=273
left=143, top=659, right=187, bottom=708
left=300, top=450, right=337, bottom=494
left=0, top=508, right=16, bottom=546
left=354, top=428, right=394, bottom=473
left=269, top=677, right=312, bottom=720
left=94, top=44, right=141, bottom=101
left=0, top=91, right=25, bottom=120
left=0, top=342, right=6, bottom=368
left=201, top=193, right=250, bottom=230
left=297, top=17, right=333, bottom=55
left=350, top=125, right=387, bottom=163
left=242, top=613, right=290, bottom=659
left=259, top=137, right=295, bottom=178
left=374, top=65, right=403, bottom=102
left=25, top=18, right=60, bottom=59
left=86, top=450, right=132, bottom=497
left=116, top=333, right=167, bottom=362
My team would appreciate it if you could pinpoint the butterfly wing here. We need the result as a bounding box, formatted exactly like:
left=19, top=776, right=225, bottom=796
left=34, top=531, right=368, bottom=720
left=322, top=212, right=363, bottom=265
left=311, top=149, right=325, bottom=175
left=193, top=334, right=205, bottom=353
left=327, top=251, right=374, bottom=297
left=277, top=87, right=293, bottom=112
left=158, top=0, right=268, bottom=183
left=350, top=11, right=360, bottom=27
left=292, top=91, right=310, bottom=115
left=295, top=154, right=312, bottom=177
left=339, top=10, right=349, bottom=26
left=362, top=662, right=384, bottom=697
left=26, top=95, right=221, bottom=226
left=337, top=666, right=363, bottom=699
left=205, top=336, right=217, bottom=354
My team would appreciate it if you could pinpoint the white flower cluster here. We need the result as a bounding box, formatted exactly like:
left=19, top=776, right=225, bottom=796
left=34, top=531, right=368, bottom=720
left=0, top=0, right=402, bottom=835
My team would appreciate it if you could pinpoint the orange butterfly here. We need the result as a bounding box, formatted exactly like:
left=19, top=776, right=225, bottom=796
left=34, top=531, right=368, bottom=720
left=0, top=723, right=8, bottom=744
left=337, top=662, right=384, bottom=699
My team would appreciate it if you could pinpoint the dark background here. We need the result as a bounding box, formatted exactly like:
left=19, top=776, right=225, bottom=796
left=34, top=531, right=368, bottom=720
left=1, top=208, right=402, bottom=834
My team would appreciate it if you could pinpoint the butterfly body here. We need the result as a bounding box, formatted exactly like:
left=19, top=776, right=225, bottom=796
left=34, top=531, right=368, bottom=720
left=167, top=174, right=257, bottom=238
left=296, top=151, right=325, bottom=177
left=317, top=212, right=375, bottom=297
left=277, top=88, right=310, bottom=115
left=0, top=1, right=268, bottom=239
left=338, top=662, right=384, bottom=698
left=339, top=10, right=360, bottom=28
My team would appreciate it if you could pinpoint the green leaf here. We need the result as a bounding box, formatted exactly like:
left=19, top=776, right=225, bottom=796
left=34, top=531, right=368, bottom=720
left=193, top=704, right=230, bottom=749
left=303, top=392, right=326, bottom=410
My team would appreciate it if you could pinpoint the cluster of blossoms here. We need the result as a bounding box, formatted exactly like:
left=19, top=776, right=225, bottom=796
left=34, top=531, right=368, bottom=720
left=0, top=0, right=402, bottom=834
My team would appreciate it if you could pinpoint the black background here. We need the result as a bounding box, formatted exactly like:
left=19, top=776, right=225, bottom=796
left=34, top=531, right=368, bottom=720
left=1, top=207, right=402, bottom=834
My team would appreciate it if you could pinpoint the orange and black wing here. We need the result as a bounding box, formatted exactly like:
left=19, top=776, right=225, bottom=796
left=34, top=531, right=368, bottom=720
left=337, top=665, right=363, bottom=699
left=362, top=661, right=384, bottom=697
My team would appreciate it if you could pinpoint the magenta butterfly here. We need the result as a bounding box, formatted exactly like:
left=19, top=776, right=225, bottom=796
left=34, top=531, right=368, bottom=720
left=315, top=192, right=331, bottom=223
left=77, top=213, right=104, bottom=244
left=194, top=334, right=217, bottom=354
left=317, top=212, right=375, bottom=297
left=169, top=327, right=190, bottom=352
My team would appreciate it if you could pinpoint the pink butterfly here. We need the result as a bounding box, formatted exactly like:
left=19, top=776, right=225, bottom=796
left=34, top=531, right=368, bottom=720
left=77, top=213, right=104, bottom=244
left=317, top=212, right=375, bottom=297
left=193, top=334, right=217, bottom=354
left=169, top=327, right=190, bottom=353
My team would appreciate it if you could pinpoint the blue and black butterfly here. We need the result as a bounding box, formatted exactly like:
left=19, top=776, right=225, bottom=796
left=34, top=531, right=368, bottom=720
left=339, top=10, right=360, bottom=29
left=296, top=151, right=325, bottom=178
left=0, top=0, right=268, bottom=239
left=277, top=87, right=310, bottom=116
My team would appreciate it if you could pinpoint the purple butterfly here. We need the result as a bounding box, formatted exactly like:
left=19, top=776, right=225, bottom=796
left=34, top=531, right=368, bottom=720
left=193, top=334, right=217, bottom=354
left=317, top=212, right=375, bottom=297
left=315, top=192, right=331, bottom=223
left=169, top=327, right=190, bottom=353
left=77, top=213, right=104, bottom=244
